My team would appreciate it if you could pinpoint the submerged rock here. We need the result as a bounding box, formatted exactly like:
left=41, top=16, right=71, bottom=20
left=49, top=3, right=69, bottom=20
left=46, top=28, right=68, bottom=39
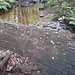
left=40, top=12, right=44, bottom=17
left=40, top=15, right=44, bottom=17
left=43, top=25, right=49, bottom=28
left=13, top=4, right=21, bottom=8
left=50, top=24, right=57, bottom=29
left=39, top=7, right=44, bottom=10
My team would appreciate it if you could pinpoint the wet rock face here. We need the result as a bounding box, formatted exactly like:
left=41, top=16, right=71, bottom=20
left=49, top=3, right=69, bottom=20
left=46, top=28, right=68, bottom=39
left=0, top=20, right=75, bottom=75
left=0, top=23, right=23, bottom=55
left=0, top=33, right=22, bottom=55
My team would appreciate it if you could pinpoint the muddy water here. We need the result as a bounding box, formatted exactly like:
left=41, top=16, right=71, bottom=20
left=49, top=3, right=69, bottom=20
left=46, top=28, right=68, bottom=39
left=0, top=4, right=52, bottom=26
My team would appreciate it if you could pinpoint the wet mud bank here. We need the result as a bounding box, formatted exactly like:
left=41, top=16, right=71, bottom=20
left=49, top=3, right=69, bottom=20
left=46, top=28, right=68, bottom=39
left=0, top=19, right=75, bottom=75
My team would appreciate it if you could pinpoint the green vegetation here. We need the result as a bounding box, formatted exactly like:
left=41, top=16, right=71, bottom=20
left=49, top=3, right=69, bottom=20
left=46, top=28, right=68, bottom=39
left=45, top=0, right=57, bottom=7
left=0, top=0, right=10, bottom=11
left=45, top=0, right=75, bottom=25
left=0, top=0, right=15, bottom=11
left=7, top=0, right=15, bottom=3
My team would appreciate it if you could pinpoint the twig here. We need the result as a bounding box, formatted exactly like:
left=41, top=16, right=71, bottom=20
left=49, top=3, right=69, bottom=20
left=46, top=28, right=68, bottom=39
left=0, top=54, right=11, bottom=69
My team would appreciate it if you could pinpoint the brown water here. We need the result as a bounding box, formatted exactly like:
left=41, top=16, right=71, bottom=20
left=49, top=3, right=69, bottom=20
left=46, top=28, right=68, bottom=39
left=0, top=4, right=52, bottom=26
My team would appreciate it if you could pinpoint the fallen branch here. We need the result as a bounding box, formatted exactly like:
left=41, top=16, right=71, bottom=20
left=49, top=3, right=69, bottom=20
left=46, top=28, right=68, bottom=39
left=0, top=54, right=11, bottom=69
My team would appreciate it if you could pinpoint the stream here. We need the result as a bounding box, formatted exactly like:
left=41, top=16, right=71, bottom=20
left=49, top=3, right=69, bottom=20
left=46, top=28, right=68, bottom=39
left=0, top=4, right=62, bottom=31
left=0, top=4, right=52, bottom=26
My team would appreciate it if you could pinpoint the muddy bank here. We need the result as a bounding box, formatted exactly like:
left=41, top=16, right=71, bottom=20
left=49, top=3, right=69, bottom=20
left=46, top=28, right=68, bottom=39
left=0, top=19, right=75, bottom=75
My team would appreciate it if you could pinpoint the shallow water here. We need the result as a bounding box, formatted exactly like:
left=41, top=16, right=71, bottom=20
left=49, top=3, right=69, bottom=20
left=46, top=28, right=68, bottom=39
left=0, top=4, right=52, bottom=26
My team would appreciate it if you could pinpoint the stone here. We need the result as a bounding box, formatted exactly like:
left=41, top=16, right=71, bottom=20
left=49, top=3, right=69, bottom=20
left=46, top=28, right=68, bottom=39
left=40, top=15, right=44, bottom=17
left=19, top=16, right=23, bottom=18
left=50, top=24, right=57, bottom=29
left=39, top=7, right=44, bottom=10
left=43, top=25, right=49, bottom=28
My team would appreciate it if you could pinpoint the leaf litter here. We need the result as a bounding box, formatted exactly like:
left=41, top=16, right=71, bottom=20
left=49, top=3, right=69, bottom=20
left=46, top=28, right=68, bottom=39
left=0, top=49, right=41, bottom=75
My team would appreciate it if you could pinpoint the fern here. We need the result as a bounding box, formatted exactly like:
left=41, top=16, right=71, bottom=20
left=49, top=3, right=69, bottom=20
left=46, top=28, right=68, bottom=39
left=68, top=17, right=75, bottom=25
left=0, top=6, right=8, bottom=11
left=69, top=17, right=75, bottom=21
left=6, top=0, right=15, bottom=3
left=0, top=0, right=11, bottom=11
left=62, top=1, right=67, bottom=8
left=0, top=1, right=10, bottom=7
left=8, top=0, right=15, bottom=3
left=45, top=0, right=57, bottom=7
left=69, top=21, right=75, bottom=25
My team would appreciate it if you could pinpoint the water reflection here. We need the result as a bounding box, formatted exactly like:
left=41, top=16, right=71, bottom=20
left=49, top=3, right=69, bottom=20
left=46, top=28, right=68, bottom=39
left=0, top=4, right=51, bottom=25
